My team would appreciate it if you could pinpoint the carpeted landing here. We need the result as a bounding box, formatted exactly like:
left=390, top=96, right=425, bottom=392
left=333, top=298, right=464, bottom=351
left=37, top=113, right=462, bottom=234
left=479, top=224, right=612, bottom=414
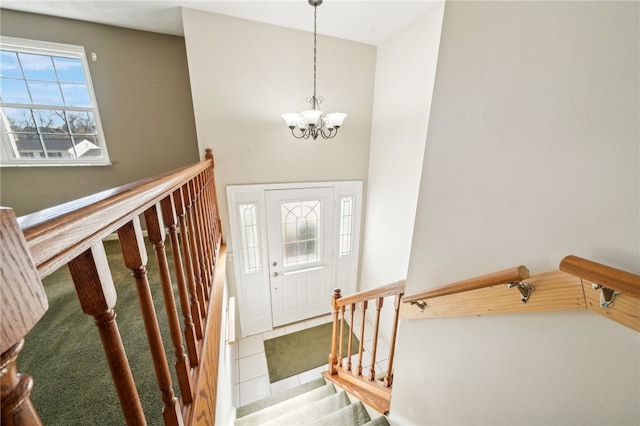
left=264, top=322, right=359, bottom=383
left=235, top=377, right=389, bottom=426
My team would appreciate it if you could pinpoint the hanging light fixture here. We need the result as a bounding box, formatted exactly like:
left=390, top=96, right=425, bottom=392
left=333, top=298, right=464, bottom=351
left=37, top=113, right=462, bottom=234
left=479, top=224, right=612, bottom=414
left=282, top=0, right=347, bottom=140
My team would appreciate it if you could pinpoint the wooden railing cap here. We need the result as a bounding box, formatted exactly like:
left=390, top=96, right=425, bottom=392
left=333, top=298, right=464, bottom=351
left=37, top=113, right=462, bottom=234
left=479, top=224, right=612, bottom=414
left=560, top=255, right=640, bottom=299
left=336, top=280, right=406, bottom=307
left=402, top=265, right=530, bottom=304
left=18, top=155, right=214, bottom=278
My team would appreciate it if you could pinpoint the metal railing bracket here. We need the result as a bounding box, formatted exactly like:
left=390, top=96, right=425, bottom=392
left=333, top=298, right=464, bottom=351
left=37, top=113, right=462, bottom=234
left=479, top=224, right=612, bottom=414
left=592, top=283, right=619, bottom=308
left=507, top=281, right=535, bottom=303
left=410, top=300, right=426, bottom=312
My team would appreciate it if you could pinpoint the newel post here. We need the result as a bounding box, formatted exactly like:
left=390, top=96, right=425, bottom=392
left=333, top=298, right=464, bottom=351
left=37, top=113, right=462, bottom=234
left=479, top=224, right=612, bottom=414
left=0, top=208, right=48, bottom=425
left=204, top=149, right=221, bottom=235
left=328, top=288, right=342, bottom=375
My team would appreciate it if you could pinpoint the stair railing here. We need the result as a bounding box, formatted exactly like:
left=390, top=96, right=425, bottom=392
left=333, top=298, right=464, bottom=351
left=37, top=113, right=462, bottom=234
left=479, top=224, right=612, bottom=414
left=0, top=149, right=225, bottom=425
left=560, top=255, right=640, bottom=330
left=402, top=265, right=531, bottom=308
left=324, top=280, right=406, bottom=415
left=402, top=260, right=639, bottom=332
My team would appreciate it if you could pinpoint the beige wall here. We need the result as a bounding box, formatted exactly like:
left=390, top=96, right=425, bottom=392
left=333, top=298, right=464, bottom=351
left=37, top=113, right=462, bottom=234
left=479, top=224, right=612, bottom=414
left=359, top=2, right=445, bottom=339
left=391, top=1, right=639, bottom=424
left=181, top=8, right=376, bottom=247
left=0, top=10, right=200, bottom=216
left=362, top=2, right=445, bottom=289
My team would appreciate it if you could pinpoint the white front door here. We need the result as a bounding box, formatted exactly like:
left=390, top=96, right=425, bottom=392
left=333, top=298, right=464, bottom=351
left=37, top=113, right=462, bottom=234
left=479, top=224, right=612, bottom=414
left=227, top=181, right=362, bottom=337
left=265, top=187, right=335, bottom=326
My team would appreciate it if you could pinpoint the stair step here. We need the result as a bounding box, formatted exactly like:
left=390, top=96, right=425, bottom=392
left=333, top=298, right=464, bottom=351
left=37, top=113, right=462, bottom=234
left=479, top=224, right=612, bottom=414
left=263, top=391, right=351, bottom=425
left=309, top=400, right=372, bottom=425
left=362, top=415, right=391, bottom=426
left=235, top=382, right=336, bottom=425
left=236, top=377, right=327, bottom=419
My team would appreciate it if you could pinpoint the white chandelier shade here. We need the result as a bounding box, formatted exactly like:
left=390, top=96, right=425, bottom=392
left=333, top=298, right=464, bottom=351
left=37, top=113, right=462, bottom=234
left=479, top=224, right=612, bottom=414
left=282, top=110, right=347, bottom=134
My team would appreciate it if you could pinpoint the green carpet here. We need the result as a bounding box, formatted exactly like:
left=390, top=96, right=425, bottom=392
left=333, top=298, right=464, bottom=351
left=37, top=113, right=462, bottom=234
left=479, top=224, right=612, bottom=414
left=19, top=239, right=180, bottom=426
left=264, top=322, right=359, bottom=383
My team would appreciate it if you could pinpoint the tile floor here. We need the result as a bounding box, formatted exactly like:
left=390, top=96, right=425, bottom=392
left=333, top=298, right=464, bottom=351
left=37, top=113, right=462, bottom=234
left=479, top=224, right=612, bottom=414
left=235, top=312, right=392, bottom=407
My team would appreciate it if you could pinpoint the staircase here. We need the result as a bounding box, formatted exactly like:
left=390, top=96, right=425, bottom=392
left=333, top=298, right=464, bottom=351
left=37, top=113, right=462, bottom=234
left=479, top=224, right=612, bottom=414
left=235, top=377, right=390, bottom=425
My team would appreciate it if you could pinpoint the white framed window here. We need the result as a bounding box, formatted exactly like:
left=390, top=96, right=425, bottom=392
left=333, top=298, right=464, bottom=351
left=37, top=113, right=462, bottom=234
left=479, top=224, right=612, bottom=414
left=0, top=36, right=110, bottom=167
left=238, top=203, right=261, bottom=273
left=338, top=196, right=354, bottom=257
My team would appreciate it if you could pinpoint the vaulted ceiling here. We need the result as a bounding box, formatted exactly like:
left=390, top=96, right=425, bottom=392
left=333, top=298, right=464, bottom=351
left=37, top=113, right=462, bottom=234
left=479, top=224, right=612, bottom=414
left=1, top=1, right=441, bottom=46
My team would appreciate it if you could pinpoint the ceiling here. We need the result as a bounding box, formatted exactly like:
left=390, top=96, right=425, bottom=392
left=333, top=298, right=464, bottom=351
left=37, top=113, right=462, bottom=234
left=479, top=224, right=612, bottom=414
left=1, top=0, right=440, bottom=46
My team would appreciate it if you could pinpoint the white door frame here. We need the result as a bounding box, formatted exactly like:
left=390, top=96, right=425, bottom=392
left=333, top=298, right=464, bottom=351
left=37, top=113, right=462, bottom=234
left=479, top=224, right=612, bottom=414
left=227, top=181, right=363, bottom=337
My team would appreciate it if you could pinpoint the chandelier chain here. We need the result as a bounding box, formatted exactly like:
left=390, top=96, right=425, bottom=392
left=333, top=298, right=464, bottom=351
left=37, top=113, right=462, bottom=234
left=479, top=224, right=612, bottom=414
left=313, top=4, right=318, bottom=107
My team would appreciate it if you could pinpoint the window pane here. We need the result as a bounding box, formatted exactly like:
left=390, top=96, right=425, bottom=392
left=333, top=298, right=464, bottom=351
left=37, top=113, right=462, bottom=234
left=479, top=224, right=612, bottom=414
left=0, top=78, right=31, bottom=104
left=33, top=109, right=67, bottom=133
left=42, top=134, right=74, bottom=158
left=73, top=136, right=102, bottom=157
left=0, top=51, right=23, bottom=78
left=61, top=83, right=91, bottom=107
left=239, top=204, right=261, bottom=273
left=13, top=133, right=44, bottom=158
left=19, top=52, right=57, bottom=81
left=67, top=111, right=96, bottom=134
left=27, top=81, right=63, bottom=105
left=281, top=200, right=321, bottom=267
left=53, top=57, right=85, bottom=83
left=339, top=197, right=353, bottom=257
left=2, top=107, right=36, bottom=132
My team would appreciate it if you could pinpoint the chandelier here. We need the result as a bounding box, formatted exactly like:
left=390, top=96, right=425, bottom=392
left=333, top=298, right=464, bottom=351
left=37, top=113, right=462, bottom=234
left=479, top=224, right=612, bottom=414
left=281, top=0, right=347, bottom=140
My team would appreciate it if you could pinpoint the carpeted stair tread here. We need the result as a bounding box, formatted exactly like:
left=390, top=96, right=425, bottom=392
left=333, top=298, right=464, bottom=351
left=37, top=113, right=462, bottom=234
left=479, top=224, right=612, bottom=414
left=235, top=382, right=336, bottom=425
left=362, top=415, right=391, bottom=426
left=309, top=400, right=371, bottom=425
left=263, top=391, right=351, bottom=425
left=236, top=377, right=327, bottom=419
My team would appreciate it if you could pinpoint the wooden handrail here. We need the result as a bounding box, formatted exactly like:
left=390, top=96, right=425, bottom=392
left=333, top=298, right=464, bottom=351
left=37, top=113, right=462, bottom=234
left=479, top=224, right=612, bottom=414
left=18, top=151, right=214, bottom=279
left=2, top=149, right=225, bottom=425
left=336, top=280, right=406, bottom=307
left=401, top=258, right=638, bottom=332
left=402, top=265, right=529, bottom=304
left=560, top=255, right=640, bottom=299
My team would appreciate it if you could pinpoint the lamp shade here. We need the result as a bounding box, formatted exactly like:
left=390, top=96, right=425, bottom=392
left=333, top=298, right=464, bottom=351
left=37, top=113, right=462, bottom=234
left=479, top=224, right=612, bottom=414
left=282, top=113, right=303, bottom=129
left=325, top=112, right=347, bottom=128
left=301, top=110, right=323, bottom=126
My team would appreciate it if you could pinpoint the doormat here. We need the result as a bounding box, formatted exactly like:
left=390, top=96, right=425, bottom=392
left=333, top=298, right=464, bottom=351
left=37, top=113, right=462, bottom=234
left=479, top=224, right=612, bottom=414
left=263, top=322, right=360, bottom=383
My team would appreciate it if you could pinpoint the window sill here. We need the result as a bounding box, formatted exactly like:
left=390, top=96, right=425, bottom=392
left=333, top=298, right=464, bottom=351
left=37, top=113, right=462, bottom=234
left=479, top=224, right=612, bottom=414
left=0, top=161, right=113, bottom=168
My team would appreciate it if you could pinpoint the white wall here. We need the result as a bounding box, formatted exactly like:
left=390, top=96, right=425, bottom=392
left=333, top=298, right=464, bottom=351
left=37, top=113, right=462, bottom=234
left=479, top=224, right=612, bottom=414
left=392, top=1, right=640, bottom=424
left=181, top=8, right=376, bottom=250
left=359, top=2, right=445, bottom=341
left=361, top=2, right=445, bottom=290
